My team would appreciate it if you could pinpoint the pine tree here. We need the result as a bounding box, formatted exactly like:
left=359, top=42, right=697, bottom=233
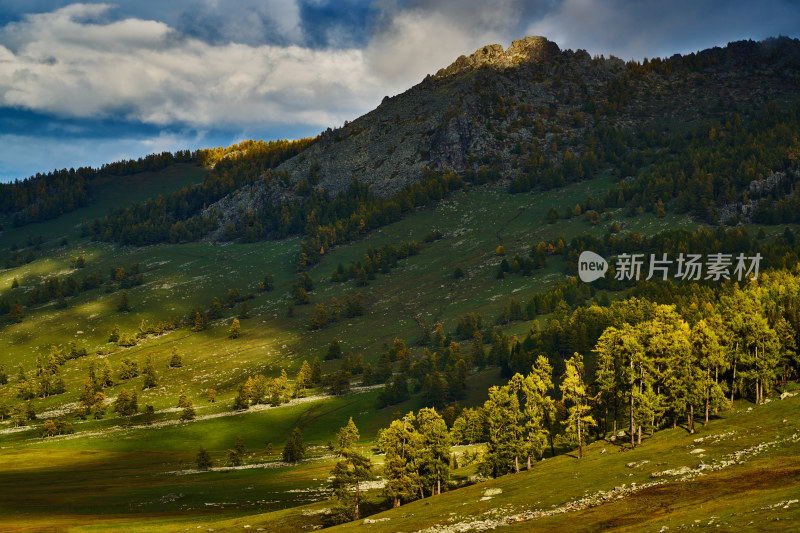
left=101, top=359, right=114, bottom=388
left=180, top=395, right=196, bottom=421
left=261, top=271, right=274, bottom=292
left=282, top=427, right=305, bottom=462
left=8, top=301, right=24, bottom=323
left=481, top=384, right=522, bottom=476
left=191, top=311, right=205, bottom=332
left=237, top=302, right=250, bottom=319
left=168, top=346, right=183, bottom=368
left=295, top=360, right=312, bottom=397
left=113, top=388, right=138, bottom=418
left=336, top=417, right=360, bottom=454
left=142, top=354, right=157, bottom=389
left=108, top=325, right=120, bottom=343
left=326, top=337, right=343, bottom=360
left=196, top=445, right=213, bottom=470
left=560, top=353, right=595, bottom=458
left=417, top=408, right=450, bottom=496
left=117, top=290, right=131, bottom=312
left=519, top=355, right=556, bottom=469
left=311, top=357, right=322, bottom=384
left=330, top=448, right=373, bottom=521
left=208, top=297, right=223, bottom=319
left=143, top=405, right=155, bottom=425
left=227, top=436, right=246, bottom=466
left=117, top=357, right=138, bottom=381
left=228, top=318, right=241, bottom=339
left=378, top=413, right=423, bottom=507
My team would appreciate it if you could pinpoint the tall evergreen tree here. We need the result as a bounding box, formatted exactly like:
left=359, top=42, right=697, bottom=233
left=282, top=427, right=305, bottom=462
left=560, top=353, right=595, bottom=458
left=336, top=417, right=360, bottom=454
left=416, top=407, right=450, bottom=495
left=142, top=354, right=157, bottom=389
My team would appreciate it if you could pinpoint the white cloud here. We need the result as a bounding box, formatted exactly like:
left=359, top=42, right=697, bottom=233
left=0, top=4, right=382, bottom=129
left=365, top=0, right=526, bottom=91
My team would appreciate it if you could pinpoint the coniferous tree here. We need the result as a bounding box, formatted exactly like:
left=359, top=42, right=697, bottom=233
left=326, top=337, right=343, bottom=360
left=168, top=346, right=183, bottom=368
left=117, top=357, right=138, bottom=381
left=108, top=325, right=120, bottom=343
left=208, top=297, right=223, bottom=319
left=481, top=383, right=522, bottom=476
left=560, top=353, right=595, bottom=458
left=336, top=417, right=360, bottom=454
left=311, top=357, right=322, bottom=384
left=142, top=354, right=157, bottom=389
left=143, top=405, right=155, bottom=425
left=101, top=359, right=114, bottom=388
left=117, top=290, right=131, bottom=312
left=329, top=448, right=373, bottom=522
left=113, top=388, right=138, bottom=419
left=282, top=427, right=305, bottom=462
left=227, top=436, right=246, bottom=466
left=260, top=271, right=274, bottom=292
left=196, top=445, right=213, bottom=470
left=229, top=318, right=241, bottom=338
left=8, top=301, right=24, bottom=323
left=192, top=311, right=206, bottom=332
left=379, top=413, right=423, bottom=507
left=295, top=360, right=312, bottom=397
left=180, top=395, right=196, bottom=421
left=417, top=407, right=450, bottom=496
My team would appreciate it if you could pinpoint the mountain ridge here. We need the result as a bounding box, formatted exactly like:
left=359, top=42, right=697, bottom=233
left=205, top=35, right=800, bottom=238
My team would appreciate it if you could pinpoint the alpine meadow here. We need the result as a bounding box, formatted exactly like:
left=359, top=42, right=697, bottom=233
left=2, top=30, right=800, bottom=533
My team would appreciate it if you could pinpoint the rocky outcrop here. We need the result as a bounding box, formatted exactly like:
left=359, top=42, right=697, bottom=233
left=434, top=36, right=562, bottom=78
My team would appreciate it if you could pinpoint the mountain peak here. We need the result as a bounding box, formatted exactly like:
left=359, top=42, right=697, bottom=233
left=436, top=36, right=560, bottom=78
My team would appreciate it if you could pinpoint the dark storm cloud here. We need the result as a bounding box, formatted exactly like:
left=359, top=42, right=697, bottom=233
left=526, top=0, right=800, bottom=59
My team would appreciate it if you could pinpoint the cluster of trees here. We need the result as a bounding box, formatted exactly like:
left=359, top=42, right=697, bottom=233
left=0, top=167, right=91, bottom=226
left=330, top=241, right=422, bottom=285
left=88, top=138, right=314, bottom=245
left=308, top=293, right=364, bottom=330
left=591, top=102, right=800, bottom=222
left=14, top=359, right=66, bottom=401
left=232, top=361, right=321, bottom=410
left=1, top=150, right=199, bottom=227
left=294, top=170, right=463, bottom=271
left=9, top=341, right=93, bottom=402
left=108, top=318, right=179, bottom=347
left=0, top=262, right=145, bottom=322
left=0, top=398, right=37, bottom=427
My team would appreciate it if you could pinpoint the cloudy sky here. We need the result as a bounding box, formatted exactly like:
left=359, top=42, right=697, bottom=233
left=1, top=1, right=798, bottom=182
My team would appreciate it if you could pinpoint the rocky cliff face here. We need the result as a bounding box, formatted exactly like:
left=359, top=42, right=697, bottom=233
left=206, top=36, right=800, bottom=236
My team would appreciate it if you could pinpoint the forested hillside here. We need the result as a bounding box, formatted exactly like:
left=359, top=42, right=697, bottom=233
left=0, top=36, right=799, bottom=532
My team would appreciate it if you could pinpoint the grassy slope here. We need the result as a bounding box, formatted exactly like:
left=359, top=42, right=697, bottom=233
left=0, top=166, right=797, bottom=531
left=205, top=389, right=800, bottom=533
